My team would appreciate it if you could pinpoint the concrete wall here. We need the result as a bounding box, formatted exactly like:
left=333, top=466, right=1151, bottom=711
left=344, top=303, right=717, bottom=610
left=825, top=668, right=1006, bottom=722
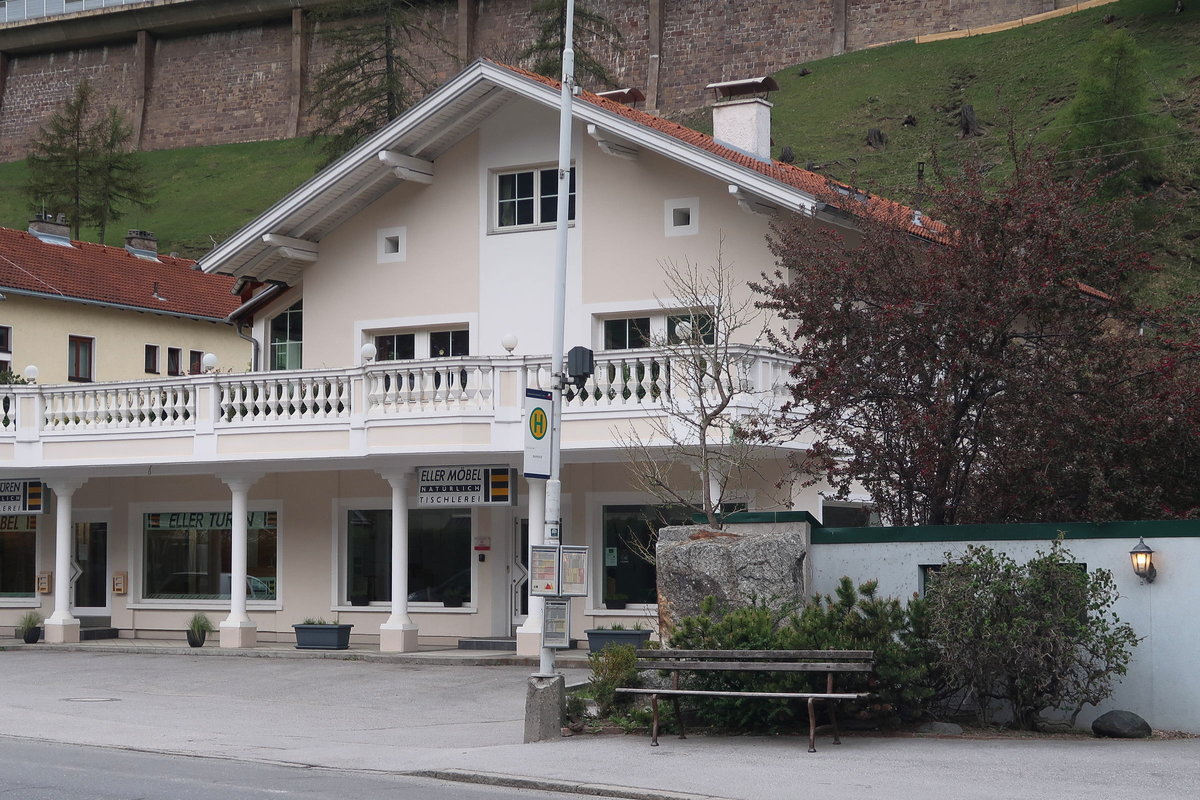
left=0, top=0, right=1068, bottom=161
left=811, top=521, right=1199, bottom=732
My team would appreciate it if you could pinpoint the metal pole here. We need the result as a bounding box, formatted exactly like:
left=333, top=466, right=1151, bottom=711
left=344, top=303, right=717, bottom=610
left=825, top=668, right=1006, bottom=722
left=541, top=0, right=575, bottom=679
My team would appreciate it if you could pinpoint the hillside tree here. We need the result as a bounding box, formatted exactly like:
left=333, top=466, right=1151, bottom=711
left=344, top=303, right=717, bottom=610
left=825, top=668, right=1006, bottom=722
left=520, top=0, right=625, bottom=89
left=306, top=0, right=445, bottom=164
left=24, top=80, right=152, bottom=242
left=754, top=145, right=1200, bottom=526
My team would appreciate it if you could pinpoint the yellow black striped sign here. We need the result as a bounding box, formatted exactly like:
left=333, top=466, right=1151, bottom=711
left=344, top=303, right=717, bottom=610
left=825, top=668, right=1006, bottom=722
left=0, top=480, right=44, bottom=514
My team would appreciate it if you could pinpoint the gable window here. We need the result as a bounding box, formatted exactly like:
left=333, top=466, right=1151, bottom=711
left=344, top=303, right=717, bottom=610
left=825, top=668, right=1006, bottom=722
left=269, top=300, right=303, bottom=371
left=67, top=336, right=94, bottom=382
left=604, top=317, right=650, bottom=350
left=166, top=347, right=182, bottom=376
left=144, top=344, right=159, bottom=374
left=0, top=326, right=11, bottom=373
left=496, top=167, right=575, bottom=230
left=665, top=197, right=699, bottom=237
left=189, top=350, right=204, bottom=375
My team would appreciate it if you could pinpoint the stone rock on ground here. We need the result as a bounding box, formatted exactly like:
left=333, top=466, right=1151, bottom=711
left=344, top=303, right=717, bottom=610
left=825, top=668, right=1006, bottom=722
left=656, top=524, right=807, bottom=636
left=917, top=721, right=964, bottom=735
left=1092, top=710, right=1152, bottom=739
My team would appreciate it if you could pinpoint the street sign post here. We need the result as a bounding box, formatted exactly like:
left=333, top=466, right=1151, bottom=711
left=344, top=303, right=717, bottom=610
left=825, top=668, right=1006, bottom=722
left=523, top=389, right=553, bottom=479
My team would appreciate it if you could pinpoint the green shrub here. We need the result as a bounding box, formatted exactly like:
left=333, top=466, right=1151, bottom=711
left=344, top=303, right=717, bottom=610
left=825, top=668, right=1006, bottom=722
left=925, top=539, right=1139, bottom=729
left=587, top=643, right=640, bottom=716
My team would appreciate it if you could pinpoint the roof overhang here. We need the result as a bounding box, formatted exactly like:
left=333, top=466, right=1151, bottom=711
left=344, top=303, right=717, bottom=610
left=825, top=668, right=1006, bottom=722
left=200, top=60, right=822, bottom=283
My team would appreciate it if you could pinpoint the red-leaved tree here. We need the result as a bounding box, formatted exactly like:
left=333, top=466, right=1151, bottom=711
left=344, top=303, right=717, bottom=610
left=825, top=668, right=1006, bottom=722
left=754, top=149, right=1199, bottom=525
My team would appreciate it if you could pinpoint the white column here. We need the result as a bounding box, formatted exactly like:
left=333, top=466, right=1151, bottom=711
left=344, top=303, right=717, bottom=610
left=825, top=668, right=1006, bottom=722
left=515, top=477, right=547, bottom=656
left=44, top=477, right=86, bottom=643
left=219, top=473, right=262, bottom=648
left=379, top=470, right=418, bottom=652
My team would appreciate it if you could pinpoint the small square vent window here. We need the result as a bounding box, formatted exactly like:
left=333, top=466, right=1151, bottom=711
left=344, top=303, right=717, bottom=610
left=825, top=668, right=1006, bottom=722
left=377, top=226, right=407, bottom=263
left=665, top=197, right=698, bottom=237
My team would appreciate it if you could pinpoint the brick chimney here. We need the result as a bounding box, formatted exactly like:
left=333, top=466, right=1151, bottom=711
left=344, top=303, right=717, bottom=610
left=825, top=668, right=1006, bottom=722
left=706, top=77, right=779, bottom=162
left=124, top=229, right=159, bottom=260
left=27, top=213, right=72, bottom=244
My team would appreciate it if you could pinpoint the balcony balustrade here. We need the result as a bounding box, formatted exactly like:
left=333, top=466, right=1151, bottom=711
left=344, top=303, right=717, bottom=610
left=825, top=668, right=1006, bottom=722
left=0, top=347, right=795, bottom=469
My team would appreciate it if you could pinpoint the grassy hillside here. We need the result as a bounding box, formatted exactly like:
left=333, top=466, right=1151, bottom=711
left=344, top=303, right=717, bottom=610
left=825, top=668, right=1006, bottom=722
left=1, top=0, right=1194, bottom=283
left=0, top=138, right=323, bottom=259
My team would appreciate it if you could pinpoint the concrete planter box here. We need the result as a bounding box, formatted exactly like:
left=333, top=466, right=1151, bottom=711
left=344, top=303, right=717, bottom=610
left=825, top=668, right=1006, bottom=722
left=585, top=628, right=652, bottom=653
left=293, top=623, right=353, bottom=650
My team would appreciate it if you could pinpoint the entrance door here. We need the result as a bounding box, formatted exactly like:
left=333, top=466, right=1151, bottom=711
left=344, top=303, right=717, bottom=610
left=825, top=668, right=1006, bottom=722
left=71, top=521, right=108, bottom=616
left=510, top=518, right=529, bottom=629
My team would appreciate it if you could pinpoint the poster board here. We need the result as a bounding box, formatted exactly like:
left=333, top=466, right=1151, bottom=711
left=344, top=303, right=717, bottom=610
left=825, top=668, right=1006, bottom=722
left=559, top=545, right=588, bottom=597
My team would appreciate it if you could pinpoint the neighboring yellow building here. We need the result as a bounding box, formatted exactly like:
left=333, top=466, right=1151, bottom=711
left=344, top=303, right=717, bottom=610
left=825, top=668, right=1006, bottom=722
left=0, top=219, right=250, bottom=384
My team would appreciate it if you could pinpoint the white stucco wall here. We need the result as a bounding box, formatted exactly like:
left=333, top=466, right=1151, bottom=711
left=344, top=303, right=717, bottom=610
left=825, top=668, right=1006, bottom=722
left=812, top=529, right=1199, bottom=732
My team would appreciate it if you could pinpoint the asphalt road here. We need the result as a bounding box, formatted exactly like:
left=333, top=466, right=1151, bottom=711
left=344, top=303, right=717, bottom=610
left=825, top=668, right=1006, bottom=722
left=0, top=737, right=585, bottom=800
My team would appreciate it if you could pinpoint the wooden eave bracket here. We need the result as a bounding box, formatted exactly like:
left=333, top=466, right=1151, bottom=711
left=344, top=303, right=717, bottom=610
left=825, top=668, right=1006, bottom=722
left=378, top=150, right=435, bottom=183
left=728, top=184, right=779, bottom=216
left=587, top=124, right=639, bottom=160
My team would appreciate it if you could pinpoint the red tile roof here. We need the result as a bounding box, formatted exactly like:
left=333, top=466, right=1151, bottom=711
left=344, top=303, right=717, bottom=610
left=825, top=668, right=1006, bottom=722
left=500, top=62, right=946, bottom=241
left=0, top=226, right=240, bottom=320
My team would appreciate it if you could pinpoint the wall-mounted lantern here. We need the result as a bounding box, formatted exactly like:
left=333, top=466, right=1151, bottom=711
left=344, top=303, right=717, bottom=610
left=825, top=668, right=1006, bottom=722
left=1129, top=537, right=1156, bottom=584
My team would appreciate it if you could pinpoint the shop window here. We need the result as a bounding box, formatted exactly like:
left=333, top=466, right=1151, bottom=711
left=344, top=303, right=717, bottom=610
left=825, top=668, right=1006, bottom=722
left=269, top=300, right=303, bottom=371
left=495, top=166, right=575, bottom=230
left=142, top=511, right=278, bottom=601
left=601, top=505, right=697, bottom=607
left=144, top=344, right=159, bottom=374
left=0, top=515, right=37, bottom=598
left=67, top=335, right=94, bottom=382
left=345, top=508, right=471, bottom=606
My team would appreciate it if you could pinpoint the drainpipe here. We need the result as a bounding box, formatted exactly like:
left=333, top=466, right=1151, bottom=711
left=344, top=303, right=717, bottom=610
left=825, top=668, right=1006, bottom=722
left=237, top=321, right=260, bottom=372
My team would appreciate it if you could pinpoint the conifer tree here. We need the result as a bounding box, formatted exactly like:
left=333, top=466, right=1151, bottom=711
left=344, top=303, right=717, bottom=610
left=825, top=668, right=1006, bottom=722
left=520, top=0, right=625, bottom=89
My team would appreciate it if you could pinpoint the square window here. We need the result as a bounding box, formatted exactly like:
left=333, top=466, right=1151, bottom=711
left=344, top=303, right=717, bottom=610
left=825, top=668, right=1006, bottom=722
left=665, top=197, right=699, bottom=237
left=68, top=336, right=94, bottom=382
left=144, top=344, right=159, bottom=374
left=377, top=226, right=407, bottom=263
left=375, top=333, right=416, bottom=361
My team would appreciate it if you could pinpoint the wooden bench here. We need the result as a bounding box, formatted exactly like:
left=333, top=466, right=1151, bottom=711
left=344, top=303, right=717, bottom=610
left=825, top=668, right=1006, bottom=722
left=614, top=649, right=874, bottom=752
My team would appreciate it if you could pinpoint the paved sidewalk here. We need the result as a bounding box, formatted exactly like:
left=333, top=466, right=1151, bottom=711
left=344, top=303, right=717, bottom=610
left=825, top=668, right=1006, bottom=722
left=0, top=646, right=1197, bottom=800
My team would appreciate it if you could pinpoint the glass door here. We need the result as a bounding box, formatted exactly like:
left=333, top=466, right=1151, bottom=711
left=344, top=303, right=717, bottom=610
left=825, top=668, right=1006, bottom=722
left=72, top=521, right=108, bottom=615
left=510, top=518, right=528, bottom=629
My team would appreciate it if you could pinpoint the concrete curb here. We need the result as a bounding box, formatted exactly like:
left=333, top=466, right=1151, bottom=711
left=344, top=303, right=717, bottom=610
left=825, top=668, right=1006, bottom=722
left=407, top=769, right=727, bottom=800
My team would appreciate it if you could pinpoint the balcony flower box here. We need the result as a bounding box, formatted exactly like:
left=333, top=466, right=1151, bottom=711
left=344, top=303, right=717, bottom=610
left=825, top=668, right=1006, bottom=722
left=293, top=622, right=353, bottom=650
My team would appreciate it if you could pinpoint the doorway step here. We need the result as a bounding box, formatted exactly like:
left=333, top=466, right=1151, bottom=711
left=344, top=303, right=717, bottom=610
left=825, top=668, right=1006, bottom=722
left=79, top=617, right=119, bottom=641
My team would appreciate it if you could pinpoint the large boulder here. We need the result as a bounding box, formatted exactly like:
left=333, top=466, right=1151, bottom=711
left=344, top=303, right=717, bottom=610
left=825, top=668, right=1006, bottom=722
left=656, top=522, right=809, bottom=637
left=1092, top=710, right=1152, bottom=739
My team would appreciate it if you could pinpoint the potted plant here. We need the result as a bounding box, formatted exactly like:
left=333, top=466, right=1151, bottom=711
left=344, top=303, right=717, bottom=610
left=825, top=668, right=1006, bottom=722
left=186, top=612, right=214, bottom=647
left=292, top=617, right=353, bottom=650
left=16, top=611, right=42, bottom=644
left=585, top=622, right=652, bottom=653
left=605, top=593, right=629, bottom=610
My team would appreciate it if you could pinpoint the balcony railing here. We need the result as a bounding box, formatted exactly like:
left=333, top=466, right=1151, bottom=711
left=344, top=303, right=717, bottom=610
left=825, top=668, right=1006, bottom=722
left=0, top=347, right=795, bottom=465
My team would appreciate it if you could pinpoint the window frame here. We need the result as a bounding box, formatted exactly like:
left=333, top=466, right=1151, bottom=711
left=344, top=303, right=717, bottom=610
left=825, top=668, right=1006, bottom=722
left=0, top=514, right=38, bottom=604
left=372, top=327, right=470, bottom=361
left=189, top=350, right=204, bottom=375
left=67, top=335, right=94, bottom=382
left=144, top=344, right=159, bottom=374
left=166, top=347, right=182, bottom=377
left=269, top=300, right=303, bottom=371
left=492, top=165, right=576, bottom=232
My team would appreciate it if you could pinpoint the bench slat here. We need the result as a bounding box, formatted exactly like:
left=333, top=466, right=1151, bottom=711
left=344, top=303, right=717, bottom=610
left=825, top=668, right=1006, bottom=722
left=615, top=688, right=867, bottom=700
left=635, top=660, right=873, bottom=673
left=636, top=649, right=873, bottom=660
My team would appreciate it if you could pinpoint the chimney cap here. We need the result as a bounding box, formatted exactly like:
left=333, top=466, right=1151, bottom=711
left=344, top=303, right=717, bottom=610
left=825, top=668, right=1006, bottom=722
left=706, top=77, right=780, bottom=101
left=596, top=87, right=646, bottom=105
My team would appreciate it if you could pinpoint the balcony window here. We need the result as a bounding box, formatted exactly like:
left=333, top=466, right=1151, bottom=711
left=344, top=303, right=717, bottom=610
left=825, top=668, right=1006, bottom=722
left=429, top=329, right=468, bottom=358
left=373, top=328, right=468, bottom=360
left=603, top=317, right=650, bottom=350
left=167, top=347, right=182, bottom=376
left=269, top=300, right=303, bottom=371
left=189, top=350, right=203, bottom=375
left=142, top=511, right=278, bottom=602
left=345, top=508, right=471, bottom=606
left=67, top=335, right=94, bottom=382
left=144, top=344, right=159, bottom=374
left=0, top=515, right=36, bottom=598
left=0, top=325, right=11, bottom=374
